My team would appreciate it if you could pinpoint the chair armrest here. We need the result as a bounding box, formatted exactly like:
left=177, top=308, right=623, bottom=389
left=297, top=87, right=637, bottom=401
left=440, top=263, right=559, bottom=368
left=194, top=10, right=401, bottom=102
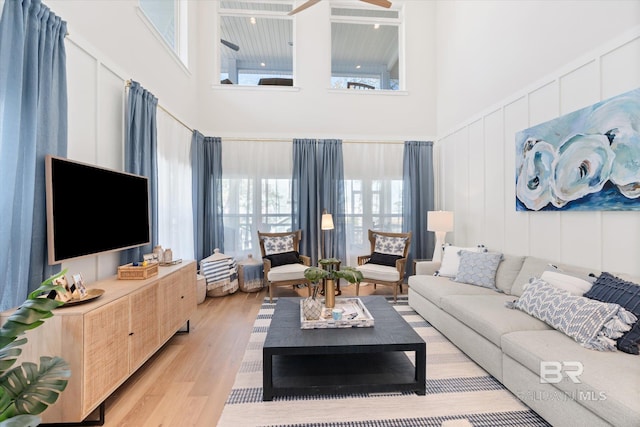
left=415, top=261, right=441, bottom=276
left=357, top=255, right=371, bottom=266
left=262, top=259, right=271, bottom=277
left=395, top=257, right=408, bottom=277
left=299, top=255, right=311, bottom=266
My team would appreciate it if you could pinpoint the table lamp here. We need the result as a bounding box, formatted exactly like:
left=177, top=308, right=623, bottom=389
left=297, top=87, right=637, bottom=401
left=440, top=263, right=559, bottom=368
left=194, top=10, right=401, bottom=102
left=321, top=209, right=334, bottom=259
left=427, top=211, right=454, bottom=262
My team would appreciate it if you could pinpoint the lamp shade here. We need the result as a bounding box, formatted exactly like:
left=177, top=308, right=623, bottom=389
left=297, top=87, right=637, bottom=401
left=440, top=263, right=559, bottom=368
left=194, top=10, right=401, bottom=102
left=427, top=211, right=454, bottom=232
left=321, top=212, right=335, bottom=230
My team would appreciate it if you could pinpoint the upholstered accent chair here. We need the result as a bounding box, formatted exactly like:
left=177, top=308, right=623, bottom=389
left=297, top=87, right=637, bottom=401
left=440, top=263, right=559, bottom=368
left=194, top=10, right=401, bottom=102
left=258, top=229, right=312, bottom=302
left=356, top=230, right=412, bottom=302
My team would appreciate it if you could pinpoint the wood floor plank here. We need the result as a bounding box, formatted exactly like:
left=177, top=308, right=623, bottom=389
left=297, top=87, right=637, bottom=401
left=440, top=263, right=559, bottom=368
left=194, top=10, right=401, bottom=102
left=100, top=282, right=396, bottom=426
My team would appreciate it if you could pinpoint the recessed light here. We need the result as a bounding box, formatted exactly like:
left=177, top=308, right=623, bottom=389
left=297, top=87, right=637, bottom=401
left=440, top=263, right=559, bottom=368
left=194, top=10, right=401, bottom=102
left=356, top=65, right=361, bottom=69
left=250, top=17, right=256, bottom=24
left=261, top=62, right=266, bottom=67
left=374, top=23, right=380, bottom=29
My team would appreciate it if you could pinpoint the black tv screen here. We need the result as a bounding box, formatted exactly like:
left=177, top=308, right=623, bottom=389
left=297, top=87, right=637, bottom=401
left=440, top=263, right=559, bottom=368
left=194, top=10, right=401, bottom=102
left=45, top=155, right=151, bottom=264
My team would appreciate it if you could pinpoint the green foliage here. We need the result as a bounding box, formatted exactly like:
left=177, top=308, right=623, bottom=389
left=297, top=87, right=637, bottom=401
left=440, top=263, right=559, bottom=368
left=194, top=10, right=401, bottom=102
left=0, top=271, right=71, bottom=425
left=304, top=260, right=364, bottom=285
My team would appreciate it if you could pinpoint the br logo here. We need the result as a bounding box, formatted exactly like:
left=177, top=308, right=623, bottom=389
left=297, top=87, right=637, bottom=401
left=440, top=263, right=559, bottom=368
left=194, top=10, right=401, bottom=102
left=539, top=361, right=583, bottom=384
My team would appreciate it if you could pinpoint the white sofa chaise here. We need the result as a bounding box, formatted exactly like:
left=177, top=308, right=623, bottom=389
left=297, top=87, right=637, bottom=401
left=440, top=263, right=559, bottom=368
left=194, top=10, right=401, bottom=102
left=408, top=254, right=640, bottom=427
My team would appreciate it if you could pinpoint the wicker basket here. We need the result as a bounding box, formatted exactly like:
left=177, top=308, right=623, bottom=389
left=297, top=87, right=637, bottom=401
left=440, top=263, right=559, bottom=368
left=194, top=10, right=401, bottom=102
left=117, top=263, right=159, bottom=280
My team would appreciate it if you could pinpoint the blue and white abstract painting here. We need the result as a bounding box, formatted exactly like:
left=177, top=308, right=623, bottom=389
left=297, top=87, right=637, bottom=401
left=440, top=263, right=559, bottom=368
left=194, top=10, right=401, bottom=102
left=516, top=87, right=640, bottom=211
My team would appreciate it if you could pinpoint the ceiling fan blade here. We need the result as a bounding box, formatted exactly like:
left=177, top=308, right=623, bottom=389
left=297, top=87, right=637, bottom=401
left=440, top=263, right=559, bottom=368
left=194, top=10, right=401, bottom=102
left=288, top=0, right=321, bottom=16
left=360, top=0, right=392, bottom=8
left=220, top=39, right=240, bottom=51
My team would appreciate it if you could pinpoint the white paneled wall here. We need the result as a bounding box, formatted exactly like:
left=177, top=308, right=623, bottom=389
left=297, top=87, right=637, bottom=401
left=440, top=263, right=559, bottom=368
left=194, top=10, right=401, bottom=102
left=437, top=30, right=640, bottom=276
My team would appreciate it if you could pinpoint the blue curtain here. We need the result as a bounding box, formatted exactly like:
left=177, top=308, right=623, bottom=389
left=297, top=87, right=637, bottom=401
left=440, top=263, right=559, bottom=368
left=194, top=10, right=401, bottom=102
left=317, top=139, right=346, bottom=262
left=191, top=131, right=224, bottom=263
left=0, top=0, right=67, bottom=311
left=121, top=80, right=158, bottom=264
left=402, top=141, right=434, bottom=271
left=292, top=139, right=346, bottom=265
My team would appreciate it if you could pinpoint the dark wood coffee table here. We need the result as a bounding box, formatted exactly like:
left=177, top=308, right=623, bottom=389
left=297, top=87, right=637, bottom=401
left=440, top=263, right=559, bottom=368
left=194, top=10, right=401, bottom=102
left=262, top=296, right=426, bottom=401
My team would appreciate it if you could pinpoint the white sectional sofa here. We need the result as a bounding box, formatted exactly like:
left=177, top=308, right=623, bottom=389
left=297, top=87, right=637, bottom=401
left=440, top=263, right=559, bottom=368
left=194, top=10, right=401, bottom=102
left=408, top=253, right=640, bottom=427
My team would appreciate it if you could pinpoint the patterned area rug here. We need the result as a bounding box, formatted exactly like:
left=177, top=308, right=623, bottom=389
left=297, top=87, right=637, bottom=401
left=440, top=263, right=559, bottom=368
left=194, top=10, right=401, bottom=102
left=218, top=296, right=550, bottom=427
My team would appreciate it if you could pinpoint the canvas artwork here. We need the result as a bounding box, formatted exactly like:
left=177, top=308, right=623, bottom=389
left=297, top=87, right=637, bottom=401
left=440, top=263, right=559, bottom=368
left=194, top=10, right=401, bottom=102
left=515, top=87, right=640, bottom=211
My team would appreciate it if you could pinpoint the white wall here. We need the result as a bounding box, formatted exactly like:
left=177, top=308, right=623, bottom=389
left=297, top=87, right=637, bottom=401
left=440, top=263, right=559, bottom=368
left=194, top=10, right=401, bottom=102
left=437, top=26, right=640, bottom=276
left=195, top=0, right=438, bottom=141
left=436, top=0, right=640, bottom=133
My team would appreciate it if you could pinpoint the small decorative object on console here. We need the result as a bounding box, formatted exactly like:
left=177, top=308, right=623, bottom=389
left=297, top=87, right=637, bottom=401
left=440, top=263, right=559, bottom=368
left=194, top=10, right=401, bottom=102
left=117, top=262, right=159, bottom=280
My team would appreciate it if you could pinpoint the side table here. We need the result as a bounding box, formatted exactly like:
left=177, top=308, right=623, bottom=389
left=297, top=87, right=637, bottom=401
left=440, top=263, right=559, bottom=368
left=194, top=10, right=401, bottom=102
left=238, top=255, right=264, bottom=292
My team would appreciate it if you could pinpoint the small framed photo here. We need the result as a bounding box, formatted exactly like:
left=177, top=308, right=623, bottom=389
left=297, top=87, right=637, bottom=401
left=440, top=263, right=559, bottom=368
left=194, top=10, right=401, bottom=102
left=72, top=273, right=87, bottom=298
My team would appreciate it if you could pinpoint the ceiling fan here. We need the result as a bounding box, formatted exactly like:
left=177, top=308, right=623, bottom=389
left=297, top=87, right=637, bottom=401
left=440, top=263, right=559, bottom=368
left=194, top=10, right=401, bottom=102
left=220, top=39, right=240, bottom=52
left=288, top=0, right=392, bottom=16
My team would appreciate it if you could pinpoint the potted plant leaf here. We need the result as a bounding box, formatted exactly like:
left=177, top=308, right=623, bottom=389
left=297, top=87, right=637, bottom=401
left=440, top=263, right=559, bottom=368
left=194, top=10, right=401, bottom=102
left=304, top=258, right=363, bottom=309
left=0, top=270, right=71, bottom=427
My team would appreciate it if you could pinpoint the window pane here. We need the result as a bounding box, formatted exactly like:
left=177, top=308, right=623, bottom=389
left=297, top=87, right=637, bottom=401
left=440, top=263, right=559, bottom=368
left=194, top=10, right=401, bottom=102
left=331, top=7, right=401, bottom=91
left=219, top=2, right=293, bottom=86
left=140, top=0, right=176, bottom=49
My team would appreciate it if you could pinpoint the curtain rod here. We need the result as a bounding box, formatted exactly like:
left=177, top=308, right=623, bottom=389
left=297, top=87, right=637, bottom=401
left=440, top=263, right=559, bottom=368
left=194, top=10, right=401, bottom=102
left=125, top=80, right=193, bottom=133
left=220, top=137, right=406, bottom=144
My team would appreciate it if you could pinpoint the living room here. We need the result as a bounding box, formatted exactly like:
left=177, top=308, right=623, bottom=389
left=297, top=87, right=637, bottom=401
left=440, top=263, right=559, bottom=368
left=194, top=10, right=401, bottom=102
left=1, top=0, right=639, bottom=426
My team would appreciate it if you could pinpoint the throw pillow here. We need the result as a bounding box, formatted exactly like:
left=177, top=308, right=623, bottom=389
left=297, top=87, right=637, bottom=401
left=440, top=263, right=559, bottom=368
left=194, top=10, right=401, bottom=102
left=506, top=278, right=637, bottom=351
left=367, top=251, right=402, bottom=267
left=263, top=234, right=295, bottom=255
left=454, top=250, right=503, bottom=290
left=437, top=244, right=487, bottom=278
left=264, top=251, right=301, bottom=268
left=373, top=234, right=407, bottom=256
left=540, top=270, right=594, bottom=296
left=584, top=272, right=640, bottom=355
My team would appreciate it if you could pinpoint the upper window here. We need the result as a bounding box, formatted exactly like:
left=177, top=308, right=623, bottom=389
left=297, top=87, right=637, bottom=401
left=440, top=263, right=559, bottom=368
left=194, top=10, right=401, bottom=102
left=139, top=0, right=188, bottom=66
left=218, top=1, right=294, bottom=87
left=331, top=6, right=402, bottom=91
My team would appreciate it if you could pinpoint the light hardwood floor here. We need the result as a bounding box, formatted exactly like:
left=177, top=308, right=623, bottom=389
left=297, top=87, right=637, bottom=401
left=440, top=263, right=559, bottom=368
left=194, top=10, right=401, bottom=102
left=97, top=282, right=397, bottom=427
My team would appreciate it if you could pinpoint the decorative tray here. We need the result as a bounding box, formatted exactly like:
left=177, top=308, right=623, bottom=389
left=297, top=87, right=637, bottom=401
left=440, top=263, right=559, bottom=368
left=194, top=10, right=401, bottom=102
left=300, top=298, right=374, bottom=329
left=58, top=288, right=105, bottom=307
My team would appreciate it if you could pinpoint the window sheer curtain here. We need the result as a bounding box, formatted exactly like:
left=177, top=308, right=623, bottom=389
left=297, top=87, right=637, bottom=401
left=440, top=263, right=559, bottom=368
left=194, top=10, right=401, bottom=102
left=121, top=80, right=158, bottom=265
left=342, top=143, right=404, bottom=266
left=157, top=109, right=194, bottom=261
left=0, top=0, right=67, bottom=310
left=221, top=139, right=292, bottom=260
left=191, top=131, right=224, bottom=262
left=402, top=140, right=434, bottom=270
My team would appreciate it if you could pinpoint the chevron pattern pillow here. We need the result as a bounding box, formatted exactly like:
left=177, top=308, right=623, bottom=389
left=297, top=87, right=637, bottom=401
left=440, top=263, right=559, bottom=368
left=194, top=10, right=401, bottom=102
left=506, top=278, right=637, bottom=351
left=454, top=250, right=503, bottom=290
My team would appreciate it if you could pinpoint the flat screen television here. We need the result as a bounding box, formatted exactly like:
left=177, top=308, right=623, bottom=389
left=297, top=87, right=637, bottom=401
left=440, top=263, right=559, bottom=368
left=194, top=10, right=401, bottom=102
left=45, top=155, right=151, bottom=265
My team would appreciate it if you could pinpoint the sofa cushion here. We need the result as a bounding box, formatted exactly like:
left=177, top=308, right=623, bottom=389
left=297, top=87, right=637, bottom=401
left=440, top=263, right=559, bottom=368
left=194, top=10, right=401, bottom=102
left=584, top=272, right=640, bottom=355
left=511, top=256, right=599, bottom=297
left=454, top=250, right=503, bottom=290
left=502, top=330, right=640, bottom=427
left=264, top=251, right=300, bottom=268
left=373, top=234, right=407, bottom=256
left=356, top=263, right=400, bottom=282
left=263, top=234, right=295, bottom=255
left=367, top=251, right=401, bottom=267
left=507, top=279, right=637, bottom=351
left=437, top=244, right=487, bottom=277
left=541, top=270, right=594, bottom=296
left=267, top=263, right=308, bottom=282
left=439, top=294, right=552, bottom=347
left=495, top=254, right=525, bottom=294
left=408, top=275, right=499, bottom=309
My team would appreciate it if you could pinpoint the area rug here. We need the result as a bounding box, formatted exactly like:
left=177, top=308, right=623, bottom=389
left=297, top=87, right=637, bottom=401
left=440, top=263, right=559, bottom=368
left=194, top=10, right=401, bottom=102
left=217, top=296, right=550, bottom=427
